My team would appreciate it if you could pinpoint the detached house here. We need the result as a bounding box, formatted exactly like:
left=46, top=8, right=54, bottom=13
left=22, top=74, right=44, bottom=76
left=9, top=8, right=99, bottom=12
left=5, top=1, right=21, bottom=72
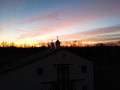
left=0, top=38, right=94, bottom=90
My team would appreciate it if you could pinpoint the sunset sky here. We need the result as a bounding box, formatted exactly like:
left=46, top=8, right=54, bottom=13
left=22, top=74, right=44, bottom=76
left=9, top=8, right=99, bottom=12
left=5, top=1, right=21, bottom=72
left=0, top=0, right=120, bottom=45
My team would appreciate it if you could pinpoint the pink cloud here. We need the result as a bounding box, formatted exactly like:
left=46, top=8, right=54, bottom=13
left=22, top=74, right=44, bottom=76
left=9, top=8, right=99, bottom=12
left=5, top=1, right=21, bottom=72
left=83, top=26, right=120, bottom=36
left=18, top=25, right=120, bottom=42
left=17, top=0, right=120, bottom=40
left=17, top=10, right=119, bottom=40
left=18, top=10, right=67, bottom=24
left=17, top=15, right=97, bottom=39
left=17, top=0, right=120, bottom=25
left=60, top=25, right=120, bottom=42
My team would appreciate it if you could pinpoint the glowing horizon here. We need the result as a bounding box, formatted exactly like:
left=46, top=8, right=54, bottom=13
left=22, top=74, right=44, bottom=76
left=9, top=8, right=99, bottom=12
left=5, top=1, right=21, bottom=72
left=0, top=0, right=120, bottom=45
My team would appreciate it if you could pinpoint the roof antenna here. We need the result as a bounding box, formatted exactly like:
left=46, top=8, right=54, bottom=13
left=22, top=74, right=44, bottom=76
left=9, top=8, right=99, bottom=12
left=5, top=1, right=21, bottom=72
left=57, top=36, right=59, bottom=40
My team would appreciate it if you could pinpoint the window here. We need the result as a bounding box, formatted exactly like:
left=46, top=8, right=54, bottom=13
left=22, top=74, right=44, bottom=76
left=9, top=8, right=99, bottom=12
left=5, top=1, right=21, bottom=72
left=82, top=85, right=87, bottom=90
left=61, top=53, right=66, bottom=60
left=37, top=68, right=44, bottom=75
left=81, top=66, right=87, bottom=72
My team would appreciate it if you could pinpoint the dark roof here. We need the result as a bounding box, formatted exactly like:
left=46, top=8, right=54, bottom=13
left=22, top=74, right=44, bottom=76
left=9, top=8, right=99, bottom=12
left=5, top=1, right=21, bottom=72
left=56, top=40, right=60, bottom=43
left=0, top=48, right=96, bottom=75
left=0, top=48, right=60, bottom=75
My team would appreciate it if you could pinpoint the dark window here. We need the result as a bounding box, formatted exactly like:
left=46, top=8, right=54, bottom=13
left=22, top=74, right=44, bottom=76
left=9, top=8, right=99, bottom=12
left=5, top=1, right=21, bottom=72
left=82, top=85, right=87, bottom=90
left=37, top=68, right=44, bottom=75
left=81, top=66, right=87, bottom=72
left=61, top=53, right=66, bottom=59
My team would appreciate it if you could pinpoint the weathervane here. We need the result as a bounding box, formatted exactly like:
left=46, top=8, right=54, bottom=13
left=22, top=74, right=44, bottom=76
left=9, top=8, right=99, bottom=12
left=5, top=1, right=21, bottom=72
left=57, top=36, right=59, bottom=40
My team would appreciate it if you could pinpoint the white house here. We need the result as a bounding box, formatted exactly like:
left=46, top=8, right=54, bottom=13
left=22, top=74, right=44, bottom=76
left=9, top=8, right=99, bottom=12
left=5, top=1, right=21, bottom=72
left=0, top=39, right=94, bottom=90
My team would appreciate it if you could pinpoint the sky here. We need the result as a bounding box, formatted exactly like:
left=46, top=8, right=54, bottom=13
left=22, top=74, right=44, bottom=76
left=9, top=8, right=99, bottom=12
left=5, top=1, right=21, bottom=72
left=0, top=0, right=120, bottom=45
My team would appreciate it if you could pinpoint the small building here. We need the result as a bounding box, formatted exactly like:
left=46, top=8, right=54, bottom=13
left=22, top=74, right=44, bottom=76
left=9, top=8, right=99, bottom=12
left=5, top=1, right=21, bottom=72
left=0, top=48, right=94, bottom=90
left=50, top=36, right=61, bottom=49
left=55, top=36, right=61, bottom=49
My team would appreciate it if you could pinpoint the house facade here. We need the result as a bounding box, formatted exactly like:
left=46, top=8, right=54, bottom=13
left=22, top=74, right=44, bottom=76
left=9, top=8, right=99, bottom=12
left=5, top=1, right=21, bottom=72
left=0, top=49, right=94, bottom=90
